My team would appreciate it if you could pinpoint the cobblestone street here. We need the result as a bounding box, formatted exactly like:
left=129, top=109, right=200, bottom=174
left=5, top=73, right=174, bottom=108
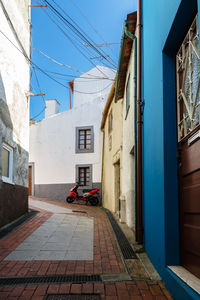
left=0, top=198, right=173, bottom=299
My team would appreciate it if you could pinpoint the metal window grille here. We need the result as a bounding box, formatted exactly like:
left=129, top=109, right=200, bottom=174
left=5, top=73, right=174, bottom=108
left=176, top=15, right=200, bottom=141
left=79, top=129, right=91, bottom=150
left=79, top=167, right=90, bottom=186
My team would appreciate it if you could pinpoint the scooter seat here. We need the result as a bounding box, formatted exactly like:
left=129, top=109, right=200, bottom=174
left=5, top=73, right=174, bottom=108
left=82, top=189, right=93, bottom=193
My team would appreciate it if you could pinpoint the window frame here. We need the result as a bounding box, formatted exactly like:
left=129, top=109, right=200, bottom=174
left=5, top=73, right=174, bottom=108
left=2, top=143, right=14, bottom=184
left=75, top=164, right=92, bottom=188
left=75, top=126, right=94, bottom=153
left=125, top=74, right=131, bottom=119
left=108, top=109, right=113, bottom=134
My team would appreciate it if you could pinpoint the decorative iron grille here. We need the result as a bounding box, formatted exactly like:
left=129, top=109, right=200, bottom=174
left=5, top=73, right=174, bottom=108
left=176, top=15, right=200, bottom=141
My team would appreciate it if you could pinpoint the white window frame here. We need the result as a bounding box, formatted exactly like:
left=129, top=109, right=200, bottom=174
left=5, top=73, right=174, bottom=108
left=2, top=143, right=14, bottom=184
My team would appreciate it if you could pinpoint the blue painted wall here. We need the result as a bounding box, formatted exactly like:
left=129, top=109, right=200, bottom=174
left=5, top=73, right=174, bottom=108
left=142, top=0, right=200, bottom=299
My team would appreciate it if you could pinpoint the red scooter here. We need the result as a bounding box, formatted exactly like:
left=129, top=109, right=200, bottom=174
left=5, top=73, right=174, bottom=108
left=66, top=183, right=99, bottom=206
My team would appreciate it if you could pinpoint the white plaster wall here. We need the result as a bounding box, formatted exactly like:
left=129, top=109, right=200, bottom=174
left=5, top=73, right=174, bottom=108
left=45, top=99, right=60, bottom=118
left=121, top=47, right=136, bottom=228
left=0, top=0, right=30, bottom=186
left=73, top=66, right=115, bottom=108
left=29, top=98, right=103, bottom=185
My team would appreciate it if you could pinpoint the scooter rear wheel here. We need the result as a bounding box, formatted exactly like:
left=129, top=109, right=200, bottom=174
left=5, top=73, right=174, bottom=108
left=66, top=196, right=74, bottom=203
left=89, top=196, right=99, bottom=206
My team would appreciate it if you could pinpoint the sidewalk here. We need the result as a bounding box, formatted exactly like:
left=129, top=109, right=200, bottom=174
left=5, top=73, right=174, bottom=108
left=0, top=198, right=173, bottom=299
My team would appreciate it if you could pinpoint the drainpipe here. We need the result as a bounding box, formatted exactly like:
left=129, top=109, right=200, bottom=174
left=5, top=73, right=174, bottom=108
left=101, top=128, right=105, bottom=204
left=114, top=17, right=140, bottom=241
left=124, top=24, right=138, bottom=241
left=114, top=14, right=143, bottom=243
left=136, top=0, right=143, bottom=244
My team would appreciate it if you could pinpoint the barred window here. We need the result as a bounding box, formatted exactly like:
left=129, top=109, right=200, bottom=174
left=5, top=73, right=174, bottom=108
left=76, top=164, right=92, bottom=187
left=79, top=167, right=90, bottom=186
left=176, top=15, right=200, bottom=141
left=76, top=126, right=94, bottom=153
left=79, top=129, right=91, bottom=150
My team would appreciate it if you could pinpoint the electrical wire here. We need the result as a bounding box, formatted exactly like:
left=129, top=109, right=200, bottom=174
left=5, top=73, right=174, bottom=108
left=0, top=29, right=115, bottom=94
left=32, top=48, right=114, bottom=80
left=50, top=0, right=118, bottom=66
left=40, top=70, right=114, bottom=82
left=40, top=6, right=111, bottom=79
left=70, top=0, right=119, bottom=61
left=41, top=0, right=117, bottom=68
left=31, top=67, right=46, bottom=120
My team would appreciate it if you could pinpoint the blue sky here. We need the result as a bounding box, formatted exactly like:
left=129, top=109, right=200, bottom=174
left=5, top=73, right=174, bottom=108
left=30, top=0, right=137, bottom=121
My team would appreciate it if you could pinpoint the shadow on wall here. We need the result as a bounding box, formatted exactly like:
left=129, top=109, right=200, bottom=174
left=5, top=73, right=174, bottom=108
left=0, top=72, right=28, bottom=229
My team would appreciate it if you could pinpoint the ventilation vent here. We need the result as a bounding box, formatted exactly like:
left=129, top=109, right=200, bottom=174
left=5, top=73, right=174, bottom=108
left=45, top=295, right=101, bottom=300
left=0, top=274, right=101, bottom=286
left=102, top=208, right=137, bottom=259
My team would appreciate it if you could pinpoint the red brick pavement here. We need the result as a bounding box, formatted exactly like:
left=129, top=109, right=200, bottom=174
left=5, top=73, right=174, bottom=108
left=0, top=199, right=124, bottom=277
left=0, top=281, right=173, bottom=299
left=0, top=199, right=174, bottom=299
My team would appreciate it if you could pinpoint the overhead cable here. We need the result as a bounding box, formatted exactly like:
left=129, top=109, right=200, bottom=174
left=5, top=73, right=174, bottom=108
left=32, top=48, right=114, bottom=80
left=0, top=29, right=115, bottom=95
left=39, top=7, right=111, bottom=79
left=42, top=0, right=117, bottom=68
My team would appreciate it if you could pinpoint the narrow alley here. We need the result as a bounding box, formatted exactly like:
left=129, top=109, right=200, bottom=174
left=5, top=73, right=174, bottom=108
left=0, top=198, right=173, bottom=299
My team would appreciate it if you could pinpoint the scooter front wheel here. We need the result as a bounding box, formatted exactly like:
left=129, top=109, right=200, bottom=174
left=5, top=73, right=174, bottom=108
left=66, top=196, right=74, bottom=203
left=89, top=196, right=99, bottom=206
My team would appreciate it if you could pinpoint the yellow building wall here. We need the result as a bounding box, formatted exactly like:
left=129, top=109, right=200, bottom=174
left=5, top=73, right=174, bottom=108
left=102, top=98, right=123, bottom=213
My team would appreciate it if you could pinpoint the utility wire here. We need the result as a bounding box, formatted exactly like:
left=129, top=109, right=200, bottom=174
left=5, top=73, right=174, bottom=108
left=41, top=70, right=114, bottom=82
left=40, top=6, right=111, bottom=79
left=51, top=0, right=118, bottom=65
left=71, top=0, right=107, bottom=44
left=31, top=67, right=46, bottom=120
left=32, top=48, right=114, bottom=80
left=42, top=0, right=117, bottom=68
left=70, top=0, right=119, bottom=61
left=0, top=29, right=115, bottom=94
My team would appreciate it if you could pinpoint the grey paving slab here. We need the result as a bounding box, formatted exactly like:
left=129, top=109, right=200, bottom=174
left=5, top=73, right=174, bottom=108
left=35, top=250, right=66, bottom=260
left=29, top=199, right=72, bottom=214
left=4, top=212, right=94, bottom=261
left=41, top=242, right=70, bottom=251
left=64, top=250, right=93, bottom=260
left=5, top=250, right=39, bottom=261
left=16, top=242, right=45, bottom=250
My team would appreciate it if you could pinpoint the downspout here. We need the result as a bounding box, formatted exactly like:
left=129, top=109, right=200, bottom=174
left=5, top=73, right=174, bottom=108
left=114, top=18, right=139, bottom=240
left=101, top=128, right=105, bottom=204
left=124, top=24, right=138, bottom=240
left=136, top=0, right=143, bottom=244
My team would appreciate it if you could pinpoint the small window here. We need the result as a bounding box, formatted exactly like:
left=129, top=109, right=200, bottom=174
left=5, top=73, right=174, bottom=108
left=2, top=143, right=13, bottom=183
left=108, top=110, right=113, bottom=133
left=79, top=129, right=91, bottom=150
left=76, top=126, right=94, bottom=153
left=79, top=167, right=90, bottom=186
left=76, top=164, right=92, bottom=187
left=126, top=74, right=130, bottom=116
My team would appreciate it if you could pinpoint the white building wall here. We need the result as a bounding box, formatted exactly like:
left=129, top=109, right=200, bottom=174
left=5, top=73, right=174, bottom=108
left=0, top=0, right=30, bottom=227
left=73, top=66, right=115, bottom=108
left=121, top=47, right=136, bottom=229
left=29, top=67, right=115, bottom=201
